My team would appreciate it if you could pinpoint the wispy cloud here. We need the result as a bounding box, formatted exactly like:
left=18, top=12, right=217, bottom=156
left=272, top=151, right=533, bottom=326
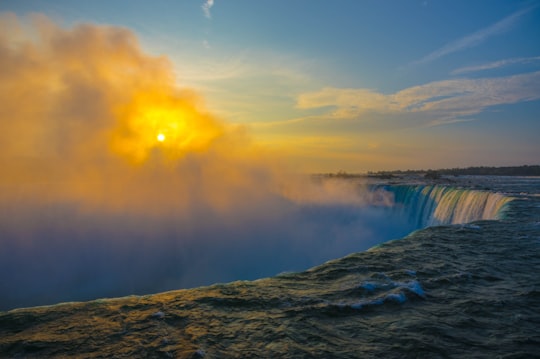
left=202, top=0, right=215, bottom=19
left=296, top=71, right=540, bottom=126
left=412, top=6, right=535, bottom=65
left=451, top=56, right=540, bottom=75
left=425, top=117, right=476, bottom=127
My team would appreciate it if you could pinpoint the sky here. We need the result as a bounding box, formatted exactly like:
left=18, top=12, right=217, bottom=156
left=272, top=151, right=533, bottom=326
left=2, top=0, right=539, bottom=172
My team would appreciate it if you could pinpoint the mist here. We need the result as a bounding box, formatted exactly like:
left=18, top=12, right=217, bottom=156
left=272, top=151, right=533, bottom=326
left=0, top=14, right=412, bottom=310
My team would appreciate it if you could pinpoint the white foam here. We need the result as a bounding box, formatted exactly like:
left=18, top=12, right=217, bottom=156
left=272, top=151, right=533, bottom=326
left=463, top=224, right=482, bottom=230
left=403, top=280, right=425, bottom=297
left=384, top=292, right=407, bottom=303
left=346, top=279, right=425, bottom=310
left=360, top=282, right=377, bottom=291
left=150, top=311, right=165, bottom=319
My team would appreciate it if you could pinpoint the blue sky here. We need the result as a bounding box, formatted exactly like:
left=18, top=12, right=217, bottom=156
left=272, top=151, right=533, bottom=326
left=2, top=0, right=539, bottom=171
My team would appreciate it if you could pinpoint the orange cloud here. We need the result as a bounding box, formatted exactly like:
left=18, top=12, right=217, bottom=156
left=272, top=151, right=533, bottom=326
left=1, top=13, right=226, bottom=161
left=0, top=13, right=390, bottom=214
left=0, top=13, right=283, bottom=214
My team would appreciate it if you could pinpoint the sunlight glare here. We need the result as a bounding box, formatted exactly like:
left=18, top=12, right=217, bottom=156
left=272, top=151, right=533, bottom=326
left=110, top=91, right=225, bottom=164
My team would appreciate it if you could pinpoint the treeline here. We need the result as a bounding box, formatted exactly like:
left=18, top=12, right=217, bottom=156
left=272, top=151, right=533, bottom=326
left=438, top=165, right=540, bottom=176
left=368, top=165, right=540, bottom=177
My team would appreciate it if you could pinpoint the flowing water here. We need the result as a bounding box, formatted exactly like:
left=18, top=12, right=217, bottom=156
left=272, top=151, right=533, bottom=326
left=1, top=176, right=539, bottom=358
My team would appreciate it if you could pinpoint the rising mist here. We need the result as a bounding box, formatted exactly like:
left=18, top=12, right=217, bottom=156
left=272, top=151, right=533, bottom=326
left=0, top=14, right=408, bottom=310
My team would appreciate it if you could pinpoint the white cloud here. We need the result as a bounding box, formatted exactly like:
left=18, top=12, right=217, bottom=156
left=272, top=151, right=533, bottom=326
left=202, top=0, right=215, bottom=19
left=412, top=6, right=535, bottom=65
left=297, top=88, right=392, bottom=113
left=425, top=117, right=475, bottom=127
left=451, top=56, right=540, bottom=75
left=296, top=71, right=540, bottom=126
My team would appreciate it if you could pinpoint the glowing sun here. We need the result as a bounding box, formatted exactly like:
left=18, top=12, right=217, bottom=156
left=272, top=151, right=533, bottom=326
left=157, top=133, right=166, bottom=142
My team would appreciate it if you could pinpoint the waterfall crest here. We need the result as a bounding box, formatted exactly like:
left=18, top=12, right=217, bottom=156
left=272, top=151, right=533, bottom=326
left=385, top=185, right=514, bottom=227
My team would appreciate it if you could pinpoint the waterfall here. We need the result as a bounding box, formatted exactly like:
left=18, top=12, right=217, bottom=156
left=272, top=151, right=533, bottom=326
left=384, top=185, right=514, bottom=228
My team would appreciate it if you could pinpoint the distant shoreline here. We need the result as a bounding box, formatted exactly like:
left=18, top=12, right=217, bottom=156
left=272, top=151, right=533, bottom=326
left=318, top=165, right=540, bottom=179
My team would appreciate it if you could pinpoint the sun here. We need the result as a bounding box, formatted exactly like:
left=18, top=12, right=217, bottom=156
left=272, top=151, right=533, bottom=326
left=110, top=90, right=225, bottom=163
